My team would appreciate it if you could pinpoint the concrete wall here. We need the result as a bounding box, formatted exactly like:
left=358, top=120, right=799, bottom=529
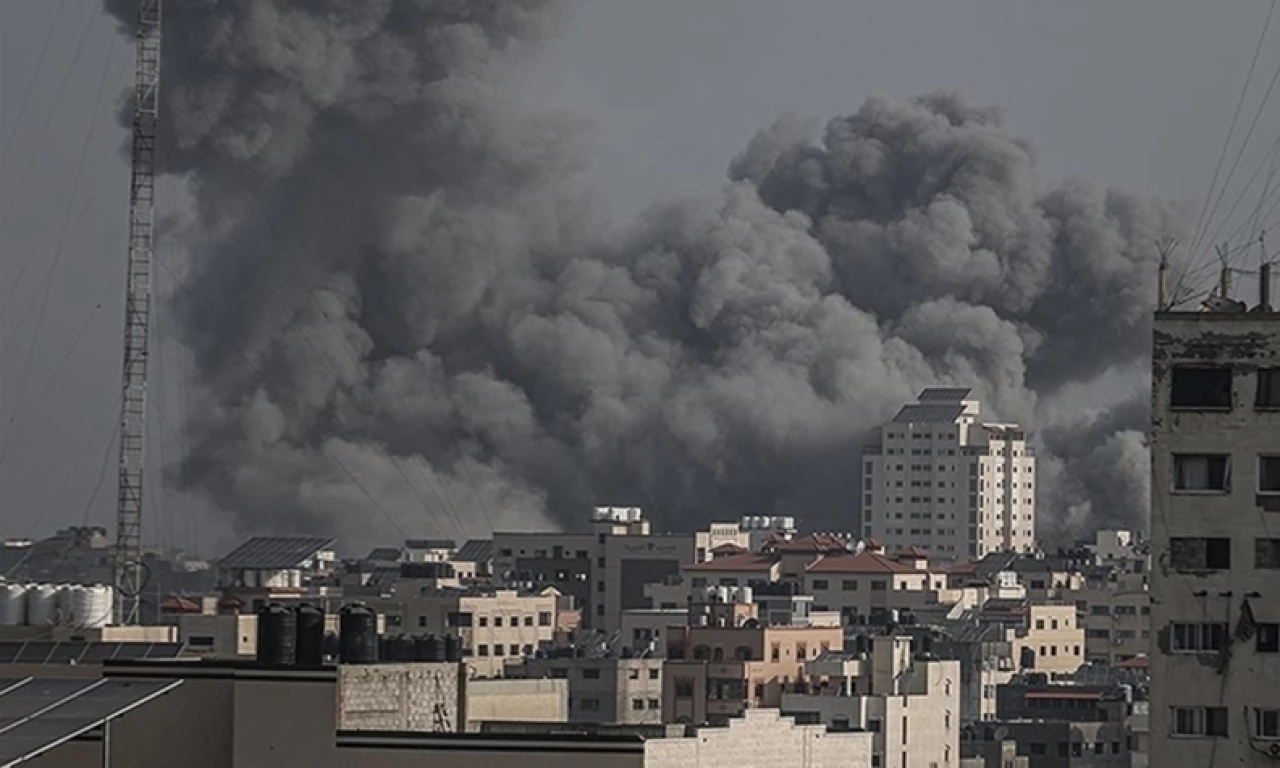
left=337, top=662, right=463, bottom=732
left=1149, top=312, right=1280, bottom=768
left=645, top=708, right=873, bottom=768
left=466, top=678, right=568, bottom=729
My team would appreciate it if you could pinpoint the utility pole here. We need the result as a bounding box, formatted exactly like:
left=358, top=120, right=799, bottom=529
left=114, top=0, right=162, bottom=625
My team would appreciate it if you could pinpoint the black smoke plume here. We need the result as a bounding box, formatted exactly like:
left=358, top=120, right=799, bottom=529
left=102, top=1, right=1181, bottom=550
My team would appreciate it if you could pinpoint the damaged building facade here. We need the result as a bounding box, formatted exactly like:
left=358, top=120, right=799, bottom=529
left=1149, top=274, right=1280, bottom=768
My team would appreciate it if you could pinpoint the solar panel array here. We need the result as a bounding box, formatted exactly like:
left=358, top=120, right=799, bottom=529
left=0, top=676, right=182, bottom=766
left=0, top=641, right=185, bottom=665
left=217, top=536, right=334, bottom=569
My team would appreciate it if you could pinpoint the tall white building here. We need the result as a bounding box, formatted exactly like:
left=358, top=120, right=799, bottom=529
left=861, top=388, right=1036, bottom=558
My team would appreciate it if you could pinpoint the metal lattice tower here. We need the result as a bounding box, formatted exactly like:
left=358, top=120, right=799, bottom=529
left=114, top=0, right=162, bottom=625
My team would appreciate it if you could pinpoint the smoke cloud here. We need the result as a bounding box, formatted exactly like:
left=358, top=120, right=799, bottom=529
left=103, top=1, right=1181, bottom=552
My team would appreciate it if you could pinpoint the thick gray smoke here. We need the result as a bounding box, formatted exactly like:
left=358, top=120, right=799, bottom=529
left=103, top=2, right=1182, bottom=551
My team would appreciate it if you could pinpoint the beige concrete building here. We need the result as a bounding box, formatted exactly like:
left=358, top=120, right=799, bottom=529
left=800, top=550, right=936, bottom=622
left=465, top=678, right=569, bottom=729
left=508, top=656, right=665, bottom=724
left=1009, top=604, right=1084, bottom=676
left=493, top=507, right=697, bottom=632
left=1076, top=571, right=1149, bottom=666
left=862, top=388, right=1037, bottom=558
left=663, top=620, right=843, bottom=724
left=1149, top=304, right=1280, bottom=768
left=780, top=635, right=960, bottom=768
left=402, top=588, right=560, bottom=678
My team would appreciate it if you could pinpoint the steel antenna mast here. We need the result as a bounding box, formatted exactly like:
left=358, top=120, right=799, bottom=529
left=114, top=0, right=162, bottom=625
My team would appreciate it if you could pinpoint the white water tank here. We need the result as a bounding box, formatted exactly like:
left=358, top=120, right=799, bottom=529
left=63, top=584, right=110, bottom=628
left=26, top=584, right=59, bottom=626
left=58, top=585, right=86, bottom=626
left=0, top=583, right=28, bottom=625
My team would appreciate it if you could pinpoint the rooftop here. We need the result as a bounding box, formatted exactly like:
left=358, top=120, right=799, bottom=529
left=454, top=539, right=493, bottom=562
left=365, top=547, right=402, bottom=562
left=684, top=553, right=779, bottom=573
left=405, top=539, right=456, bottom=550
left=218, top=536, right=335, bottom=570
left=805, top=551, right=919, bottom=574
left=892, top=403, right=967, bottom=424
left=767, top=533, right=850, bottom=554
left=917, top=387, right=973, bottom=402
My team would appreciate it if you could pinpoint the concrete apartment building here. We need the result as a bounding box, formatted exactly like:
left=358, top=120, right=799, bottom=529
left=508, top=656, right=665, bottom=724
left=800, top=549, right=943, bottom=624
left=862, top=388, right=1036, bottom=558
left=401, top=587, right=560, bottom=678
left=978, top=601, right=1084, bottom=676
left=780, top=635, right=961, bottom=768
left=1148, top=292, right=1280, bottom=768
left=662, top=599, right=844, bottom=724
left=1075, top=571, right=1149, bottom=667
left=493, top=507, right=697, bottom=632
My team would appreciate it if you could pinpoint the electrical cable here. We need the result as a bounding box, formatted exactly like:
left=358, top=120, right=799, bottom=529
left=0, top=0, right=70, bottom=169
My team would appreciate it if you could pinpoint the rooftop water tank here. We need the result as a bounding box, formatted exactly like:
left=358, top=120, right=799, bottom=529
left=0, top=584, right=27, bottom=626
left=443, top=634, right=462, bottom=663
left=26, top=584, right=58, bottom=626
left=256, top=603, right=297, bottom=665
left=295, top=603, right=325, bottom=668
left=339, top=603, right=378, bottom=664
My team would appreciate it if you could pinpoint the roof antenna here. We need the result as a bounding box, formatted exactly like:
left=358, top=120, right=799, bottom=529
left=1216, top=243, right=1232, bottom=300
left=1155, top=237, right=1178, bottom=310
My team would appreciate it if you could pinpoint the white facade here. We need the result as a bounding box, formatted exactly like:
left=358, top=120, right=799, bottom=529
left=1149, top=310, right=1280, bottom=768
left=862, top=388, right=1036, bottom=558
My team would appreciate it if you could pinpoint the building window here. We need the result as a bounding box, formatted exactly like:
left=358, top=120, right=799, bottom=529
left=629, top=669, right=640, bottom=680
left=632, top=698, right=645, bottom=711
left=580, top=698, right=600, bottom=712
left=1170, top=622, right=1228, bottom=654
left=523, top=644, right=533, bottom=655
left=1257, top=539, right=1280, bottom=569
left=538, top=611, right=552, bottom=626
left=494, top=644, right=505, bottom=656
left=871, top=580, right=887, bottom=591
left=648, top=698, right=660, bottom=710
left=188, top=636, right=215, bottom=648
left=1170, top=537, right=1231, bottom=570
left=1257, top=623, right=1280, bottom=653
left=1260, top=456, right=1280, bottom=494
left=1170, top=366, right=1232, bottom=409
left=1257, top=368, right=1280, bottom=407
left=1029, top=743, right=1046, bottom=756
left=1256, top=709, right=1280, bottom=739
left=477, top=645, right=489, bottom=657
left=649, top=668, right=660, bottom=680
left=494, top=616, right=503, bottom=628
left=524, top=615, right=533, bottom=627
left=1172, top=454, right=1230, bottom=492
left=1171, top=706, right=1228, bottom=737
left=582, top=668, right=600, bottom=679
left=478, top=616, right=488, bottom=627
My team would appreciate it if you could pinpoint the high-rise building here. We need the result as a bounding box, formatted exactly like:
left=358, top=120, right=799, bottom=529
left=1148, top=289, right=1280, bottom=767
left=862, top=388, right=1036, bottom=557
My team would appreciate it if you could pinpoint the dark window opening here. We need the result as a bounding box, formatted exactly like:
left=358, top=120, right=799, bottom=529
left=1258, top=623, right=1280, bottom=653
left=1256, top=539, right=1280, bottom=569
left=1260, top=456, right=1280, bottom=493
left=1170, top=537, right=1231, bottom=570
left=1258, top=368, right=1280, bottom=407
left=1173, top=455, right=1230, bottom=492
left=1171, top=367, right=1232, bottom=409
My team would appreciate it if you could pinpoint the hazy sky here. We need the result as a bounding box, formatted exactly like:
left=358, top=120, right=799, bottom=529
left=1, top=0, right=1274, bottom=554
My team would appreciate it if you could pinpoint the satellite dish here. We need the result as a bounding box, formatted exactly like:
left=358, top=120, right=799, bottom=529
left=993, top=726, right=1009, bottom=742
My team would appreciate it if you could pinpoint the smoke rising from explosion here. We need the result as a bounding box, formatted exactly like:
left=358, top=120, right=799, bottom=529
left=103, top=1, right=1181, bottom=551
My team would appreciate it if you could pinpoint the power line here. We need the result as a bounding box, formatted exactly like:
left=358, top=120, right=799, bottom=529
left=1189, top=0, right=1277, bottom=258
left=0, top=0, right=70, bottom=168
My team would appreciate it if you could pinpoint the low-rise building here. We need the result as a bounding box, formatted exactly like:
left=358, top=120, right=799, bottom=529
left=781, top=634, right=961, bottom=768
left=402, top=588, right=562, bottom=678
left=508, top=655, right=665, bottom=724
left=1074, top=571, right=1149, bottom=667
left=215, top=536, right=337, bottom=612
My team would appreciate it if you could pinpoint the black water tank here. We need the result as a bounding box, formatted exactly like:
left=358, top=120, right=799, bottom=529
left=257, top=603, right=297, bottom=665
left=422, top=634, right=445, bottom=662
left=854, top=634, right=872, bottom=655
left=295, top=603, right=325, bottom=667
left=1020, top=645, right=1036, bottom=670
left=443, top=634, right=462, bottom=662
left=919, top=633, right=934, bottom=655
left=339, top=603, right=379, bottom=664
left=383, top=635, right=407, bottom=662
left=323, top=631, right=341, bottom=661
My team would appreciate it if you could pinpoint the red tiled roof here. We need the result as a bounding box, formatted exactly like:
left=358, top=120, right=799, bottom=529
left=898, top=546, right=929, bottom=559
left=805, top=551, right=919, bottom=574
left=711, top=543, right=748, bottom=555
left=161, top=596, right=201, bottom=613
left=769, top=533, right=849, bottom=554
left=1115, top=656, right=1149, bottom=669
left=685, top=553, right=779, bottom=572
